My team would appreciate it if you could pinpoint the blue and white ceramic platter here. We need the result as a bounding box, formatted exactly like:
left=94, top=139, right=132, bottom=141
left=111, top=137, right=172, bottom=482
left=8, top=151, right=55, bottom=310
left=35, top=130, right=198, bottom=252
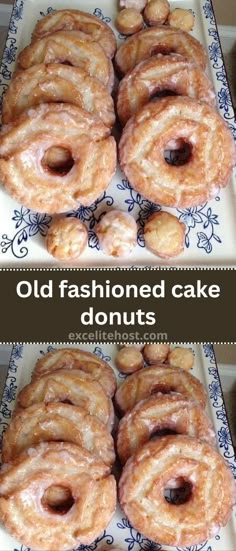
left=0, top=0, right=236, bottom=267
left=0, top=343, right=236, bottom=551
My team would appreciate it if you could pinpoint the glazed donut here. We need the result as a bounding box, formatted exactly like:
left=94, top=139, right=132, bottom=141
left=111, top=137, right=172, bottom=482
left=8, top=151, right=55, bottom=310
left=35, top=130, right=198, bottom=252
left=168, top=8, right=195, bottom=32
left=115, top=9, right=143, bottom=35
left=16, top=369, right=114, bottom=431
left=17, top=31, right=114, bottom=92
left=144, top=211, right=186, bottom=258
left=115, top=346, right=144, bottom=374
left=115, top=25, right=207, bottom=76
left=1, top=402, right=115, bottom=468
left=119, top=97, right=235, bottom=208
left=2, top=64, right=115, bottom=127
left=31, top=9, right=117, bottom=59
left=119, top=0, right=147, bottom=10
left=117, top=54, right=216, bottom=125
left=0, top=103, right=116, bottom=214
left=144, top=0, right=170, bottom=26
left=168, top=347, right=194, bottom=371
left=117, top=394, right=216, bottom=464
left=96, top=209, right=138, bottom=256
left=0, top=442, right=116, bottom=551
left=114, top=365, right=207, bottom=414
left=119, top=435, right=236, bottom=546
left=32, top=347, right=117, bottom=397
left=143, top=343, right=170, bottom=363
left=46, top=217, right=88, bottom=261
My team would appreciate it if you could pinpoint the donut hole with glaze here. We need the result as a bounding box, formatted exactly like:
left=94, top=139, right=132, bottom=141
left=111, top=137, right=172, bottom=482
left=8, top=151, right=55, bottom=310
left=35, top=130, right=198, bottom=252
left=164, top=477, right=193, bottom=505
left=150, top=426, right=178, bottom=440
left=41, top=485, right=74, bottom=515
left=164, top=138, right=192, bottom=166
left=42, top=146, right=74, bottom=176
left=150, top=384, right=176, bottom=395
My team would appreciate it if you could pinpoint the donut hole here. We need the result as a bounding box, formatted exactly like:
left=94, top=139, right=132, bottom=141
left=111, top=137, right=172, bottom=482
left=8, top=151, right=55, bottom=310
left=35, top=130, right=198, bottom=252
left=151, top=46, right=173, bottom=56
left=150, top=89, right=178, bottom=101
left=42, top=485, right=74, bottom=515
left=164, top=478, right=193, bottom=505
left=42, top=146, right=74, bottom=176
left=164, top=139, right=192, bottom=166
left=151, top=384, right=175, bottom=395
left=150, top=427, right=178, bottom=440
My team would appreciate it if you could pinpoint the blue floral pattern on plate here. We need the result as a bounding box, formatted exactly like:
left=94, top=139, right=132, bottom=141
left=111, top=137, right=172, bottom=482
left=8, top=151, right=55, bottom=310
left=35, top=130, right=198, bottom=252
left=203, top=344, right=236, bottom=478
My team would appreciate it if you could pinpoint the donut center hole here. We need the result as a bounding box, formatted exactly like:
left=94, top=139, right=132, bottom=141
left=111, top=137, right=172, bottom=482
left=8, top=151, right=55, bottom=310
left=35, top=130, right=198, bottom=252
left=42, top=146, right=74, bottom=176
left=150, top=89, right=178, bottom=101
left=150, top=427, right=178, bottom=440
left=151, top=46, right=174, bottom=56
left=164, top=478, right=193, bottom=505
left=164, top=139, right=192, bottom=166
left=42, top=485, right=74, bottom=515
left=151, top=384, right=175, bottom=395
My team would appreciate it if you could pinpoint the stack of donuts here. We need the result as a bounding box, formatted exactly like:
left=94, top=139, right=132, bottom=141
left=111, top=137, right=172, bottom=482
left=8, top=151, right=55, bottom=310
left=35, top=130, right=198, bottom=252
left=114, top=344, right=236, bottom=547
left=114, top=1, right=235, bottom=258
left=0, top=9, right=118, bottom=220
left=0, top=348, right=118, bottom=551
left=116, top=24, right=235, bottom=215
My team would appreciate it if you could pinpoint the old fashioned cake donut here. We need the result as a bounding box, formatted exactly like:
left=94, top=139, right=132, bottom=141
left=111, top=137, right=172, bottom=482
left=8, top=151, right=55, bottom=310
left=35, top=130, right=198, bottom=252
left=1, top=402, right=115, bottom=468
left=119, top=436, right=236, bottom=546
left=32, top=347, right=117, bottom=397
left=17, top=31, right=114, bottom=92
left=31, top=9, right=117, bottom=58
left=0, top=103, right=116, bottom=214
left=114, top=364, right=207, bottom=414
left=117, top=54, right=216, bottom=125
left=46, top=217, right=88, bottom=261
left=115, top=25, right=207, bottom=75
left=2, top=64, right=115, bottom=127
left=117, top=394, right=216, bottom=464
left=0, top=442, right=116, bottom=551
left=16, top=369, right=114, bottom=431
left=119, top=96, right=235, bottom=208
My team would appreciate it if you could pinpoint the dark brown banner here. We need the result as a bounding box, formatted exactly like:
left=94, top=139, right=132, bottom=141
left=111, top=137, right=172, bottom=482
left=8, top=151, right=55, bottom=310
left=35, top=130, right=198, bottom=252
left=0, top=268, right=235, bottom=343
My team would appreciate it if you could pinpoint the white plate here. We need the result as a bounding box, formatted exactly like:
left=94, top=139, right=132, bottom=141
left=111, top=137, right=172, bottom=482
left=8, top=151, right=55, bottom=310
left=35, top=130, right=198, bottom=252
left=0, top=343, right=236, bottom=551
left=0, top=0, right=235, bottom=267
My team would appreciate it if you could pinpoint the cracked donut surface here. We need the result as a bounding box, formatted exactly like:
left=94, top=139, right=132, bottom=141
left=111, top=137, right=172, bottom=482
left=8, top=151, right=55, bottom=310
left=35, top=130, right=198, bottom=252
left=2, top=64, right=115, bottom=127
left=114, top=364, right=207, bottom=414
left=0, top=442, right=116, bottom=551
left=115, top=25, right=207, bottom=75
left=16, top=368, right=114, bottom=431
left=0, top=103, right=116, bottom=214
left=117, top=393, right=216, bottom=464
left=17, top=31, right=114, bottom=92
left=119, top=435, right=236, bottom=546
left=119, top=96, right=235, bottom=208
left=1, top=402, right=115, bottom=467
left=117, top=54, right=216, bottom=126
left=32, top=347, right=117, bottom=397
left=31, top=9, right=117, bottom=59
